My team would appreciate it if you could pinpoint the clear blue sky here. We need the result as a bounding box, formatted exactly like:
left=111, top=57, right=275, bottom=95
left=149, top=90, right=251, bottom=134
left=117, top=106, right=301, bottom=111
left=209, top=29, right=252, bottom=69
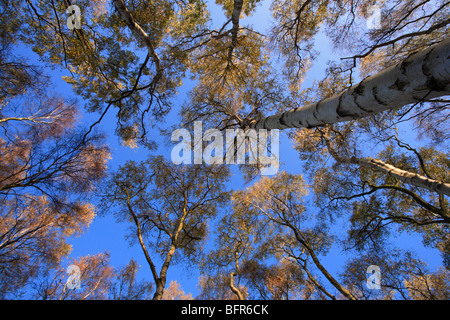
left=40, top=0, right=445, bottom=298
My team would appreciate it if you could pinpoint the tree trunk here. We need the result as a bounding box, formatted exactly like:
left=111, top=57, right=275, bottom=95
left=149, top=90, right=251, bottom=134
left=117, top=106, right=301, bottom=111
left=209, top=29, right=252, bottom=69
left=112, top=0, right=162, bottom=72
left=302, top=264, right=337, bottom=300
left=126, top=195, right=162, bottom=300
left=230, top=272, right=245, bottom=300
left=152, top=281, right=165, bottom=300
left=227, top=0, right=244, bottom=64
left=152, top=244, right=176, bottom=300
left=353, top=157, right=450, bottom=197
left=323, top=136, right=450, bottom=197
left=153, top=197, right=190, bottom=300
left=290, top=227, right=357, bottom=300
left=247, top=38, right=450, bottom=130
left=229, top=250, right=245, bottom=300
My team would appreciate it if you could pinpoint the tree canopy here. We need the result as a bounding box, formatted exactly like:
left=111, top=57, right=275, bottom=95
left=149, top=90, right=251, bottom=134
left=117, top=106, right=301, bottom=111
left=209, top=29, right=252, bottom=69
left=0, top=0, right=449, bottom=300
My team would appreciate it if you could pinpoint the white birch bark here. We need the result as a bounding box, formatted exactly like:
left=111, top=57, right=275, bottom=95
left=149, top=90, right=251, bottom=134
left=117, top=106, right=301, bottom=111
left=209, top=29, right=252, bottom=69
left=351, top=157, right=450, bottom=197
left=248, top=37, right=450, bottom=130
left=228, top=0, right=244, bottom=63
left=229, top=250, right=244, bottom=300
left=112, top=0, right=162, bottom=73
left=229, top=272, right=245, bottom=300
left=323, top=137, right=450, bottom=197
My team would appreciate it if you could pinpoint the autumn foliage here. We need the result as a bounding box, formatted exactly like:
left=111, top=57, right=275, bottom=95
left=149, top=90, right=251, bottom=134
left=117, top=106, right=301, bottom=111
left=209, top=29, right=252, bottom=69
left=1, top=0, right=449, bottom=300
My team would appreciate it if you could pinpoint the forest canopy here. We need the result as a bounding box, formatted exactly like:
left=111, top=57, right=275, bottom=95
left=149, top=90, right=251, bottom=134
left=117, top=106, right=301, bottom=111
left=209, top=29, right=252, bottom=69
left=0, top=0, right=449, bottom=300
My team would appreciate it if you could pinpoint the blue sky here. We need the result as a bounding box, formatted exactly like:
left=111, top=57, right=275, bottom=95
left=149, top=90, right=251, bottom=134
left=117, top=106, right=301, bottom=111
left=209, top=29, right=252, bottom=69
left=24, top=0, right=445, bottom=298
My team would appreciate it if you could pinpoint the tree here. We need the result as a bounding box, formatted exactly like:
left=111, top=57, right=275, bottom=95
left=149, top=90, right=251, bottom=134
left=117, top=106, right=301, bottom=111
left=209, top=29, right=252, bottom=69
left=197, top=273, right=248, bottom=300
left=108, top=259, right=154, bottom=300
left=320, top=127, right=450, bottom=197
left=31, top=252, right=114, bottom=300
left=246, top=37, right=449, bottom=130
left=102, top=156, right=230, bottom=300
left=171, top=0, right=450, bottom=136
left=7, top=0, right=210, bottom=146
left=234, top=172, right=357, bottom=299
left=162, top=280, right=193, bottom=300
left=239, top=258, right=319, bottom=300
left=0, top=195, right=96, bottom=298
left=3, top=0, right=449, bottom=301
left=284, top=0, right=450, bottom=277
left=202, top=171, right=356, bottom=300
left=340, top=248, right=450, bottom=300
left=405, top=267, right=450, bottom=300
left=0, top=77, right=110, bottom=298
left=27, top=254, right=153, bottom=300
left=291, top=118, right=450, bottom=266
left=0, top=99, right=109, bottom=202
left=8, top=1, right=448, bottom=138
left=0, top=8, right=110, bottom=297
left=0, top=13, right=110, bottom=203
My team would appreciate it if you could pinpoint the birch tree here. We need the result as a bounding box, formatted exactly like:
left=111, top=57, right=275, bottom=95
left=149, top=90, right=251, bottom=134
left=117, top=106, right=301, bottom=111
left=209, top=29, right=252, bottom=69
left=101, top=156, right=230, bottom=300
left=341, top=248, right=450, bottom=300
left=108, top=259, right=154, bottom=300
left=202, top=171, right=356, bottom=300
left=0, top=196, right=96, bottom=298
left=29, top=254, right=153, bottom=300
left=233, top=172, right=356, bottom=300
left=316, top=126, right=450, bottom=199
left=9, top=1, right=448, bottom=139
left=0, top=17, right=111, bottom=297
left=8, top=0, right=210, bottom=146
left=341, top=249, right=412, bottom=300
left=282, top=0, right=450, bottom=273
left=32, top=252, right=114, bottom=300
left=161, top=280, right=193, bottom=300
left=4, top=0, right=449, bottom=301
left=292, top=123, right=450, bottom=266
left=173, top=0, right=450, bottom=136
left=246, top=37, right=450, bottom=130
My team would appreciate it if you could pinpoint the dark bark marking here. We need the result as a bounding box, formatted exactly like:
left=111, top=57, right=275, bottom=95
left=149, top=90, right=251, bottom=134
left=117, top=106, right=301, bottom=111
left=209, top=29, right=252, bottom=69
left=279, top=113, right=287, bottom=126
left=351, top=83, right=373, bottom=114
left=336, top=94, right=360, bottom=118
left=353, top=82, right=365, bottom=96
left=422, top=47, right=447, bottom=92
left=372, top=86, right=388, bottom=106
left=400, top=59, right=411, bottom=75
left=389, top=78, right=410, bottom=91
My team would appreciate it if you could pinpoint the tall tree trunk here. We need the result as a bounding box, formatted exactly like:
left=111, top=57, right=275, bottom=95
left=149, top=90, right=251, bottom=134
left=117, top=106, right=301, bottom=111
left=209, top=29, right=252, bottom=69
left=152, top=244, right=177, bottom=300
left=153, top=195, right=190, bottom=300
left=247, top=38, right=450, bottom=130
left=227, top=0, right=244, bottom=65
left=112, top=0, right=162, bottom=86
left=230, top=272, right=245, bottom=300
left=229, top=250, right=245, bottom=300
left=291, top=228, right=357, bottom=300
left=126, top=195, right=162, bottom=300
left=322, top=135, right=450, bottom=197
left=302, top=264, right=337, bottom=300
left=353, top=157, right=450, bottom=197
left=112, top=0, right=161, bottom=68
